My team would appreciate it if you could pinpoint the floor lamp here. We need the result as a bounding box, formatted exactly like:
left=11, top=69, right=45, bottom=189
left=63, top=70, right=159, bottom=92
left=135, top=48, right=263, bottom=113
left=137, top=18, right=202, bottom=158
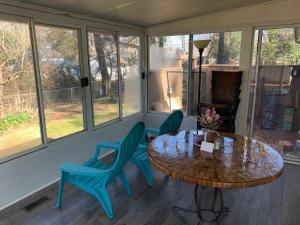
left=193, top=40, right=211, bottom=131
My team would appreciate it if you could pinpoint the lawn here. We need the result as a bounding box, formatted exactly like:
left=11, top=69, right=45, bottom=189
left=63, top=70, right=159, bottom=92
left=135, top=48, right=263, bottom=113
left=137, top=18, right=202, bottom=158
left=0, top=102, right=138, bottom=158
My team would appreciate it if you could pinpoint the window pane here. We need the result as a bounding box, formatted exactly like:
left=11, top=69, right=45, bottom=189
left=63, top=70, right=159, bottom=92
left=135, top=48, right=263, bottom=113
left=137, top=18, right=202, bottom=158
left=88, top=32, right=119, bottom=125
left=148, top=35, right=189, bottom=113
left=35, top=25, right=84, bottom=140
left=119, top=35, right=141, bottom=116
left=191, top=32, right=242, bottom=114
left=249, top=27, right=300, bottom=160
left=0, top=21, right=41, bottom=158
left=247, top=30, right=259, bottom=135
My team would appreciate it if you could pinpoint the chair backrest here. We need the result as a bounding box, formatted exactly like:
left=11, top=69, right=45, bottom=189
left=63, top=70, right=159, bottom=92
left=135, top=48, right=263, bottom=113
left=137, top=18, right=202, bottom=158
left=159, top=110, right=183, bottom=135
left=108, top=121, right=145, bottom=183
left=211, top=71, right=242, bottom=105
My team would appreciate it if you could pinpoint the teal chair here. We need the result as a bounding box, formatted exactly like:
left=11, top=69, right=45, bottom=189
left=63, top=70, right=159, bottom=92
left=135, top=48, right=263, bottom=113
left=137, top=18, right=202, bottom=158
left=130, top=110, right=184, bottom=186
left=56, top=121, right=145, bottom=219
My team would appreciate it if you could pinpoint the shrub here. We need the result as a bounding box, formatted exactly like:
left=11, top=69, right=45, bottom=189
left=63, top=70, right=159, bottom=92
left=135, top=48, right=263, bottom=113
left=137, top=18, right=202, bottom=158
left=0, top=113, right=33, bottom=133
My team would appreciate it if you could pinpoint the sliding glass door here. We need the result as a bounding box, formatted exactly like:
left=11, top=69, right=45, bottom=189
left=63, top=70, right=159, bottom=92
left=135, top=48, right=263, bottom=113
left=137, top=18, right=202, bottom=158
left=35, top=24, right=85, bottom=141
left=250, top=27, right=300, bottom=161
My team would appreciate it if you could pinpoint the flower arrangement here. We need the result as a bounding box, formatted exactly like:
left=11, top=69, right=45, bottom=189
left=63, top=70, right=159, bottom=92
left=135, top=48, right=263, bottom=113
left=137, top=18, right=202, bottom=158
left=198, top=108, right=222, bottom=130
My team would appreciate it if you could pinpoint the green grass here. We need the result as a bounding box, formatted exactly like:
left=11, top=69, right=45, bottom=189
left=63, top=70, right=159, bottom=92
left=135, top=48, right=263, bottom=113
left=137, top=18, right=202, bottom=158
left=0, top=102, right=139, bottom=157
left=0, top=113, right=33, bottom=133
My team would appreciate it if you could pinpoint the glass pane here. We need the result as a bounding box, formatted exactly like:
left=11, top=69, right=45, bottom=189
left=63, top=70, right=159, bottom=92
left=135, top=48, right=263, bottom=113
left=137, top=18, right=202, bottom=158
left=119, top=35, right=141, bottom=117
left=0, top=21, right=41, bottom=158
left=191, top=31, right=242, bottom=113
left=35, top=25, right=84, bottom=140
left=148, top=35, right=189, bottom=113
left=88, top=32, right=119, bottom=125
left=250, top=27, right=300, bottom=160
left=247, top=30, right=259, bottom=135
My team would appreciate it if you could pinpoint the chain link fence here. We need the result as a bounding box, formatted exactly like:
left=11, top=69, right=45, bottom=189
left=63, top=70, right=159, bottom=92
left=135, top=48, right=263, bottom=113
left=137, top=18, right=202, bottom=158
left=0, top=87, right=81, bottom=117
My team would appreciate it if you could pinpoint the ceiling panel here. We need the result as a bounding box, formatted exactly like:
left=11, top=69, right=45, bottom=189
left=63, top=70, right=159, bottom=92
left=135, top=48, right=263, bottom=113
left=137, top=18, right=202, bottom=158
left=18, top=0, right=274, bottom=27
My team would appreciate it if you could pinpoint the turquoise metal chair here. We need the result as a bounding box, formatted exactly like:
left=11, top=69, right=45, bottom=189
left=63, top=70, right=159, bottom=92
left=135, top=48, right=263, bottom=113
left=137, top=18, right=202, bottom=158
left=130, top=110, right=184, bottom=186
left=56, top=121, right=145, bottom=219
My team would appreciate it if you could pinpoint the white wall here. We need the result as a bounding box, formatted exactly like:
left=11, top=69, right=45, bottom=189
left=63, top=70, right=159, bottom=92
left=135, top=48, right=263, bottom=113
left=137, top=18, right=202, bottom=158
left=144, top=113, right=197, bottom=130
left=146, top=0, right=300, bottom=135
left=0, top=115, right=143, bottom=210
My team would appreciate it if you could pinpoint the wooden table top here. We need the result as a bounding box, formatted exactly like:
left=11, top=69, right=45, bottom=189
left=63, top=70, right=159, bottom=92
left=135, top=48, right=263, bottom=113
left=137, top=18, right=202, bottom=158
left=148, top=130, right=284, bottom=189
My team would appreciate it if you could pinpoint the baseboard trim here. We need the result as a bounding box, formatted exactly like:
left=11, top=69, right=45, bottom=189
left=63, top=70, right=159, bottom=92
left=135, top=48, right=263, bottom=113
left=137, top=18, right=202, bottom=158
left=0, top=151, right=114, bottom=212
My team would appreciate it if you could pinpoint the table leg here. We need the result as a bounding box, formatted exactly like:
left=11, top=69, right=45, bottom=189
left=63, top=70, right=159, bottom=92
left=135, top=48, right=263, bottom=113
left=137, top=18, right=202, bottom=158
left=173, top=185, right=229, bottom=224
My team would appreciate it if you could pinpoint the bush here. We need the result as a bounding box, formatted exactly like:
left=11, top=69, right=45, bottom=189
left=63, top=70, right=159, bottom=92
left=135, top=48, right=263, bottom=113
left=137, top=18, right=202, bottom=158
left=0, top=113, right=33, bottom=133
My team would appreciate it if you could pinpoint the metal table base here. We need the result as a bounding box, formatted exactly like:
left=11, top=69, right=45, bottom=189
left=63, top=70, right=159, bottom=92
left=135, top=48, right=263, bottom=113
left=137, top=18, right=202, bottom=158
left=173, top=185, right=229, bottom=224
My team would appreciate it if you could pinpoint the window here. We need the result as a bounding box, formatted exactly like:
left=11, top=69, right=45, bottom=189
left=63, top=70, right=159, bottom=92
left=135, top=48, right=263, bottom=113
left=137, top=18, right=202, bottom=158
left=249, top=27, right=300, bottom=160
left=0, top=20, right=42, bottom=158
left=148, top=35, right=189, bottom=113
left=35, top=25, right=84, bottom=140
left=119, top=35, right=141, bottom=116
left=88, top=32, right=119, bottom=126
left=0, top=17, right=144, bottom=161
left=193, top=32, right=241, bottom=66
left=191, top=31, right=242, bottom=113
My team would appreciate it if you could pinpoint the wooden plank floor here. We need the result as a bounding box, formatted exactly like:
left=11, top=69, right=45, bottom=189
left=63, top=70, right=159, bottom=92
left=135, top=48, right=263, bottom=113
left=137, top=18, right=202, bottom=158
left=1, top=162, right=300, bottom=225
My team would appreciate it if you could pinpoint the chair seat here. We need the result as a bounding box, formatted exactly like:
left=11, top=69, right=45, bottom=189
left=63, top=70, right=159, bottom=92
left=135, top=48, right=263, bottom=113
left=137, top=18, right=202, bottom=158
left=71, top=160, right=111, bottom=188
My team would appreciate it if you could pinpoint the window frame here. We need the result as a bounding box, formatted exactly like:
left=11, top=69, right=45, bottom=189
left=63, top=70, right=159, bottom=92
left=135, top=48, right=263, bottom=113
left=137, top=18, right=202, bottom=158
left=118, top=32, right=144, bottom=118
left=33, top=22, right=88, bottom=141
left=0, top=8, right=144, bottom=164
left=86, top=28, right=121, bottom=129
left=146, top=29, right=244, bottom=117
left=0, top=17, right=45, bottom=163
left=147, top=34, right=190, bottom=116
left=248, top=23, right=300, bottom=137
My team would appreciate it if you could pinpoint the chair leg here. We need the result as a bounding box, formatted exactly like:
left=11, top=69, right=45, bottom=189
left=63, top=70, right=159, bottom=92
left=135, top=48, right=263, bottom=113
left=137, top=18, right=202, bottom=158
left=95, top=188, right=113, bottom=219
left=136, top=160, right=154, bottom=187
left=56, top=172, right=65, bottom=209
left=119, top=171, right=133, bottom=196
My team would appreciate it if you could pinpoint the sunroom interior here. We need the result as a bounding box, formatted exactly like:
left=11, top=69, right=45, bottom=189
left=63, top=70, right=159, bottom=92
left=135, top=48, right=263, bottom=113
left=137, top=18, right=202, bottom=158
left=1, top=0, right=300, bottom=224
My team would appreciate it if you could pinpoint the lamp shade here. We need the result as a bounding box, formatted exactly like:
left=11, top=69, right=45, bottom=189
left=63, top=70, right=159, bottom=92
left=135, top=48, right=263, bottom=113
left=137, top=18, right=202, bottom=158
left=193, top=40, right=211, bottom=49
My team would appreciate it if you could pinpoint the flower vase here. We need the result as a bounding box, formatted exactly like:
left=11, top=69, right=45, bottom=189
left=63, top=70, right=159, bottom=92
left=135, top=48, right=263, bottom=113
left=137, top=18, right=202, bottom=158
left=206, top=129, right=216, bottom=143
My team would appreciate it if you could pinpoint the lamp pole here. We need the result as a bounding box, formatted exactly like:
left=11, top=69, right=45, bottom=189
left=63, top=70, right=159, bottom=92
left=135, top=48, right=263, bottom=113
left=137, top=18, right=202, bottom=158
left=197, top=48, right=204, bottom=131
left=193, top=39, right=211, bottom=132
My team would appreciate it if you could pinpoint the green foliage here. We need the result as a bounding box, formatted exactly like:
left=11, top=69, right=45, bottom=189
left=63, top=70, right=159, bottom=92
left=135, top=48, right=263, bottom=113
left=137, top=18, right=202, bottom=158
left=0, top=113, right=32, bottom=133
left=207, top=32, right=241, bottom=64
left=46, top=28, right=79, bottom=61
left=261, top=29, right=300, bottom=65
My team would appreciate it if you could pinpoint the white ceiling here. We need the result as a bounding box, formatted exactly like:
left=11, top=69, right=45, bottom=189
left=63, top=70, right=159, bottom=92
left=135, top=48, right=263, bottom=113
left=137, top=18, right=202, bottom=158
left=19, top=0, right=274, bottom=27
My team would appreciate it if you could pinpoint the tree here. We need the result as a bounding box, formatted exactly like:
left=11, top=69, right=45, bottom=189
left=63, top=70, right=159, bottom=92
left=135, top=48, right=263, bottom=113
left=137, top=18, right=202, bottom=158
left=260, top=29, right=300, bottom=65
left=38, top=27, right=80, bottom=91
left=93, top=33, right=112, bottom=97
left=207, top=32, right=241, bottom=65
left=217, top=32, right=225, bottom=64
left=119, top=36, right=139, bottom=79
left=0, top=23, right=34, bottom=118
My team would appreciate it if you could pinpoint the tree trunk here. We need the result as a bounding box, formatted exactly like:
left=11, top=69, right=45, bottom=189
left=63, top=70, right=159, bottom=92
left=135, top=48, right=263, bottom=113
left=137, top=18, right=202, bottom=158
left=217, top=32, right=225, bottom=64
left=93, top=33, right=111, bottom=97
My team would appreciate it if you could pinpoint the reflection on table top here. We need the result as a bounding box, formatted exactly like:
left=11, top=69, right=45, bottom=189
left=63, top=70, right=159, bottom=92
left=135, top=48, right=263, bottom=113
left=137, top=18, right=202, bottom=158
left=148, top=130, right=284, bottom=189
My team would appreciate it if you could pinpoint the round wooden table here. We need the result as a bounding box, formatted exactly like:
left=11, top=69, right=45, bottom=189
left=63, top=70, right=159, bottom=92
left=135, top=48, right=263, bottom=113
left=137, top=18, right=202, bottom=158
left=148, top=130, right=284, bottom=223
